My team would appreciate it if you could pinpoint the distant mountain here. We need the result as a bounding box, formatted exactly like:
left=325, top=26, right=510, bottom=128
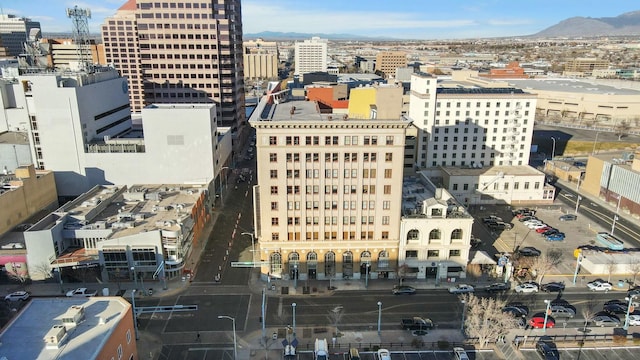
left=244, top=31, right=395, bottom=41
left=534, top=10, right=640, bottom=37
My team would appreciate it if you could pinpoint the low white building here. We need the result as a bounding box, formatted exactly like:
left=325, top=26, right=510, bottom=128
left=398, top=174, right=474, bottom=281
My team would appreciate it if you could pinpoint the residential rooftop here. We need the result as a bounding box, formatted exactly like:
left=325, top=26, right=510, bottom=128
left=0, top=297, right=131, bottom=360
left=440, top=165, right=545, bottom=177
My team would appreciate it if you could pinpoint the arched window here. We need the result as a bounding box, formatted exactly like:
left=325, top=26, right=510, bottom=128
left=360, top=251, right=372, bottom=275
left=361, top=251, right=372, bottom=263
left=343, top=251, right=353, bottom=277
left=325, top=252, right=335, bottom=277
left=451, top=229, right=463, bottom=240
left=270, top=253, right=282, bottom=276
left=429, top=229, right=441, bottom=241
left=378, top=251, right=389, bottom=269
left=407, top=229, right=420, bottom=241
left=288, top=252, right=299, bottom=272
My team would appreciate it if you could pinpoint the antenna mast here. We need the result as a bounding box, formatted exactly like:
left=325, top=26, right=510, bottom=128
left=66, top=6, right=93, bottom=73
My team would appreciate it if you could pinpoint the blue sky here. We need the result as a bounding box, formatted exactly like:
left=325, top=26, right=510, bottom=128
left=3, top=0, right=639, bottom=39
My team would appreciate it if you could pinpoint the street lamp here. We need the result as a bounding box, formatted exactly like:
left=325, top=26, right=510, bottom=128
left=460, top=300, right=466, bottom=332
left=543, top=299, right=551, bottom=333
left=624, top=295, right=638, bottom=330
left=550, top=137, right=556, bottom=161
left=131, top=289, right=139, bottom=339
left=572, top=252, right=582, bottom=285
left=611, top=194, right=622, bottom=235
left=575, top=195, right=582, bottom=214
left=377, top=301, right=382, bottom=336
left=291, top=303, right=297, bottom=338
left=241, top=232, right=256, bottom=265
left=218, top=315, right=237, bottom=360
left=131, top=266, right=137, bottom=290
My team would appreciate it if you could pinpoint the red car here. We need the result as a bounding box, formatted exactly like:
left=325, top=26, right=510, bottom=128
left=529, top=316, right=555, bottom=329
left=536, top=226, right=552, bottom=233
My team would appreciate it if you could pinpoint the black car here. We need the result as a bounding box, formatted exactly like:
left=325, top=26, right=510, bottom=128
left=542, top=229, right=560, bottom=237
left=488, top=222, right=513, bottom=231
left=559, top=214, right=578, bottom=221
left=518, top=247, right=542, bottom=257
left=503, top=304, right=529, bottom=317
left=603, top=303, right=628, bottom=315
left=605, top=299, right=628, bottom=307
left=486, top=282, right=510, bottom=293
left=392, top=285, right=417, bottom=295
left=536, top=338, right=560, bottom=360
left=541, top=282, right=565, bottom=292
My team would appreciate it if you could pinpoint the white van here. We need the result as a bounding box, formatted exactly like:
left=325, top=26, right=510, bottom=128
left=314, top=338, right=328, bottom=360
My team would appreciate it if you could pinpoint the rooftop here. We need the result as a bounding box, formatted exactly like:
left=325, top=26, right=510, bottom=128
left=440, top=165, right=544, bottom=177
left=0, top=297, right=131, bottom=360
left=506, top=78, right=640, bottom=96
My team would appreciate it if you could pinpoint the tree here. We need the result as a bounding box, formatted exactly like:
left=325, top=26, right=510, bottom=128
left=397, top=263, right=410, bottom=285
left=327, top=305, right=344, bottom=337
left=580, top=298, right=599, bottom=333
left=530, top=249, right=563, bottom=284
left=627, top=259, right=640, bottom=286
left=30, top=262, right=53, bottom=280
left=460, top=293, right=519, bottom=348
left=614, top=120, right=631, bottom=140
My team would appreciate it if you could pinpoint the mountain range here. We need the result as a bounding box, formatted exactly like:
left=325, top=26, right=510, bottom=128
left=245, top=10, right=640, bottom=40
left=533, top=10, right=640, bottom=37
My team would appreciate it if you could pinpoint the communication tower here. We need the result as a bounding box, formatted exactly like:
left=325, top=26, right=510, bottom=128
left=66, top=6, right=93, bottom=72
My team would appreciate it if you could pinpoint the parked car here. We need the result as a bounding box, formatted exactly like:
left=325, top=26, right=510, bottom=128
left=515, top=282, right=539, bottom=294
left=4, top=291, right=29, bottom=302
left=529, top=315, right=555, bottom=329
left=587, top=280, right=612, bottom=292
left=377, top=349, right=391, bottom=360
left=559, top=214, right=578, bottom=221
left=542, top=229, right=560, bottom=237
left=549, top=305, right=576, bottom=318
left=545, top=233, right=566, bottom=242
left=523, top=219, right=543, bottom=226
left=541, top=282, right=565, bottom=293
left=392, top=285, right=416, bottom=295
left=453, top=347, right=470, bottom=360
left=518, top=216, right=537, bottom=222
left=536, top=226, right=553, bottom=233
left=627, top=287, right=640, bottom=297
left=482, top=215, right=503, bottom=223
left=603, top=303, right=628, bottom=315
left=529, top=223, right=549, bottom=230
left=628, top=314, right=640, bottom=326
left=518, top=247, right=541, bottom=257
left=536, top=338, right=560, bottom=360
left=590, top=312, right=620, bottom=327
left=448, top=284, right=475, bottom=294
left=512, top=208, right=534, bottom=216
left=400, top=317, right=434, bottom=330
left=66, top=287, right=98, bottom=297
left=489, top=222, right=513, bottom=231
left=503, top=302, right=529, bottom=317
left=485, top=282, right=510, bottom=293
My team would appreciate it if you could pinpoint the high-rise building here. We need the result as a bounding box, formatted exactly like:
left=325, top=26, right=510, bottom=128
left=102, top=0, right=245, bottom=130
left=0, top=14, right=40, bottom=57
left=251, top=83, right=410, bottom=281
left=375, top=51, right=407, bottom=79
left=294, top=37, right=328, bottom=77
left=243, top=38, right=279, bottom=80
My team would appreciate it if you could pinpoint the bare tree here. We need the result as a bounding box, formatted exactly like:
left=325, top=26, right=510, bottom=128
left=607, top=258, right=617, bottom=283
left=614, top=120, right=631, bottom=140
left=7, top=267, right=29, bottom=289
left=327, top=305, right=344, bottom=337
left=530, top=249, right=563, bottom=284
left=627, top=259, right=640, bottom=286
left=580, top=298, right=599, bottom=332
left=397, top=263, right=409, bottom=285
left=31, top=262, right=53, bottom=280
left=460, top=293, right=518, bottom=348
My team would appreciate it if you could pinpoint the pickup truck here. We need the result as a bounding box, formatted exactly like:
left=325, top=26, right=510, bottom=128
left=400, top=317, right=434, bottom=330
left=66, top=287, right=98, bottom=297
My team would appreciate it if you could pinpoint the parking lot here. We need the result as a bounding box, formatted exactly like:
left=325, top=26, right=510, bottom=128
left=290, top=349, right=497, bottom=360
left=475, top=203, right=604, bottom=278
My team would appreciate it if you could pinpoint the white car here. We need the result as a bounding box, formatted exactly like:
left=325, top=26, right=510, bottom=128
left=448, top=284, right=475, bottom=294
left=66, top=287, right=98, bottom=297
left=587, top=281, right=612, bottom=291
left=587, top=281, right=612, bottom=292
left=523, top=219, right=542, bottom=226
left=528, top=223, right=548, bottom=230
left=4, top=291, right=29, bottom=302
left=515, top=283, right=539, bottom=293
left=377, top=348, right=391, bottom=360
left=628, top=314, right=640, bottom=326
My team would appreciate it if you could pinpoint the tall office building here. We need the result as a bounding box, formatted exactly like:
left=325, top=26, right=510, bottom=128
left=102, top=0, right=245, bottom=129
left=0, top=14, right=40, bottom=57
left=251, top=83, right=410, bottom=281
left=294, top=37, right=328, bottom=77
left=375, top=51, right=407, bottom=79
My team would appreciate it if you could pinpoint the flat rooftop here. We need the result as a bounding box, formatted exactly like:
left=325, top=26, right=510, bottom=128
left=506, top=78, right=640, bottom=96
left=0, top=297, right=130, bottom=360
left=440, top=165, right=544, bottom=177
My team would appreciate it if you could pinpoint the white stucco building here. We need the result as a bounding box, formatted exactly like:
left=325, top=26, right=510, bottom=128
left=294, top=37, right=328, bottom=77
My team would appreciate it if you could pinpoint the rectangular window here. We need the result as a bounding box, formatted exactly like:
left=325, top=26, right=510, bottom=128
left=269, top=136, right=277, bottom=145
left=405, top=250, right=418, bottom=258
left=384, top=185, right=391, bottom=194
left=449, top=249, right=461, bottom=257
left=384, top=169, right=392, bottom=178
left=524, top=182, right=530, bottom=190
left=269, top=153, right=277, bottom=162
left=427, top=250, right=439, bottom=258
